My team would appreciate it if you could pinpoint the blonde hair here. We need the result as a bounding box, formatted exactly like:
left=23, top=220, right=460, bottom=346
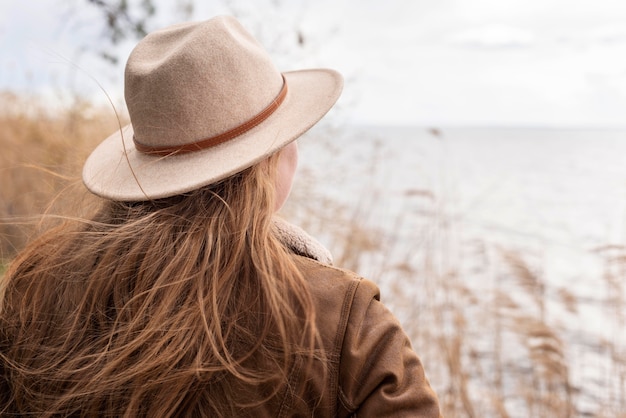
left=0, top=151, right=323, bottom=417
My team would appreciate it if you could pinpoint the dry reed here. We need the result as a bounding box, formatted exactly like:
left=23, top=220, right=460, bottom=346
left=284, top=128, right=626, bottom=417
left=0, top=91, right=120, bottom=261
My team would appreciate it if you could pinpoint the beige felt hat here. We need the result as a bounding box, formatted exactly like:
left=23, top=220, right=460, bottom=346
left=82, top=15, right=343, bottom=201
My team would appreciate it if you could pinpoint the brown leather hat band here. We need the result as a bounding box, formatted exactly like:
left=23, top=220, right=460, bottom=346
left=133, top=75, right=288, bottom=156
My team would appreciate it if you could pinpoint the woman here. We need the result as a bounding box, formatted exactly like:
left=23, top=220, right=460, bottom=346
left=0, top=16, right=441, bottom=417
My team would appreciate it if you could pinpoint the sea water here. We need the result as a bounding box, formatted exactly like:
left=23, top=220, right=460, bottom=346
left=291, top=125, right=626, bottom=416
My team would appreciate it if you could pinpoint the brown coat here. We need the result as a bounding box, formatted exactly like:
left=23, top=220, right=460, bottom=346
left=272, top=255, right=442, bottom=417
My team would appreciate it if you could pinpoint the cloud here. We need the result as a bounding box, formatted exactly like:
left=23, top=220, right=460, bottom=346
left=447, top=23, right=536, bottom=49
left=586, top=24, right=626, bottom=44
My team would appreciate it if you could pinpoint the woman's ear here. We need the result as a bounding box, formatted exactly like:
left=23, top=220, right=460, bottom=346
left=274, top=141, right=299, bottom=212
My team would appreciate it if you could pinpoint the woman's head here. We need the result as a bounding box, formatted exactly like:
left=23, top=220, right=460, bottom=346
left=82, top=16, right=342, bottom=202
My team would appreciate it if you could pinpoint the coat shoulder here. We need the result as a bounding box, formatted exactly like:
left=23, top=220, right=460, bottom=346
left=293, top=256, right=380, bottom=357
left=290, top=256, right=442, bottom=417
left=293, top=255, right=380, bottom=302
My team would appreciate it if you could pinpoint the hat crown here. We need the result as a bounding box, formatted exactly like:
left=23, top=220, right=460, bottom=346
left=125, top=16, right=283, bottom=148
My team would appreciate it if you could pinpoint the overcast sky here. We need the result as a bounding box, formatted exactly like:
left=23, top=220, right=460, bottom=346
left=2, top=0, right=626, bottom=127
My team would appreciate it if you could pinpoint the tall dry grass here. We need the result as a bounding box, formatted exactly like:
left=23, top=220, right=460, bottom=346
left=0, top=91, right=122, bottom=261
left=283, top=129, right=626, bottom=417
left=1, top=93, right=625, bottom=417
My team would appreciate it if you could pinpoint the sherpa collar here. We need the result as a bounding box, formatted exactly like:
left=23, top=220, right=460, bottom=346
left=273, top=218, right=333, bottom=265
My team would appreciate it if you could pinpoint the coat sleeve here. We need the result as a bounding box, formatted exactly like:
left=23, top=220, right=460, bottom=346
left=337, top=279, right=442, bottom=418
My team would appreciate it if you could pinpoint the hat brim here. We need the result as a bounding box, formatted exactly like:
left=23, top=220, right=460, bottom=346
left=82, top=69, right=343, bottom=201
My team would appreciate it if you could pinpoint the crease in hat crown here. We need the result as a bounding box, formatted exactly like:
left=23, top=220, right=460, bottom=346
left=82, top=15, right=343, bottom=201
left=125, top=16, right=284, bottom=150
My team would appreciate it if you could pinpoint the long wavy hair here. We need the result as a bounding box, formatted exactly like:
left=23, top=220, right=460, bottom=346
left=0, top=150, right=323, bottom=417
